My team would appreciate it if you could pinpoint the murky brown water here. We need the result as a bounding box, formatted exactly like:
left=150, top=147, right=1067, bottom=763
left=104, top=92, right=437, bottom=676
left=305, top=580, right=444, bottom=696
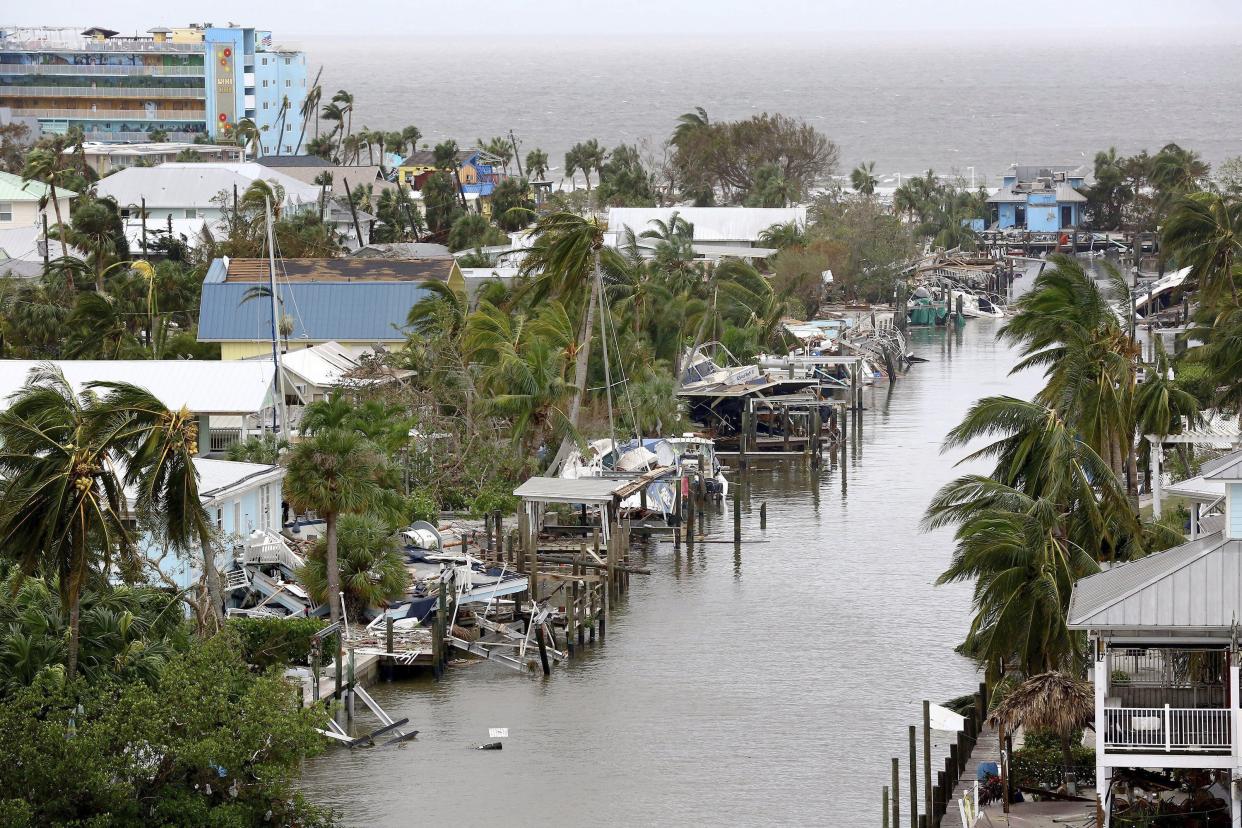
left=300, top=289, right=1054, bottom=826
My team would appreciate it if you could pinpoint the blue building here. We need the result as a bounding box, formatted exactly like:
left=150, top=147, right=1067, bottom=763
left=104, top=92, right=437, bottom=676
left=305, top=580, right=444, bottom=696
left=0, top=24, right=305, bottom=148
left=987, top=164, right=1089, bottom=232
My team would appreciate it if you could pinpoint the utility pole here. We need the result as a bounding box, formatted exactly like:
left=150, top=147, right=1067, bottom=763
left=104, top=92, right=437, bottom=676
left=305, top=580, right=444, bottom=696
left=140, top=197, right=147, bottom=258
left=509, top=129, right=524, bottom=177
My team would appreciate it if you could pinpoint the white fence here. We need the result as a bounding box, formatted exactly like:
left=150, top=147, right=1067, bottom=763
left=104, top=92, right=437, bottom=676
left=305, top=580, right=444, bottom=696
left=1104, top=705, right=1231, bottom=752
left=958, top=780, right=981, bottom=826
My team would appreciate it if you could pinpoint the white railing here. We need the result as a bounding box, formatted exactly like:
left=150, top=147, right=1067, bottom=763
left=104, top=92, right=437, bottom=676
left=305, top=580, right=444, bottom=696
left=1104, top=705, right=1231, bottom=752
left=209, top=427, right=242, bottom=453
left=0, top=64, right=203, bottom=76
left=957, top=780, right=981, bottom=826
left=242, top=530, right=305, bottom=572
left=0, top=85, right=204, bottom=98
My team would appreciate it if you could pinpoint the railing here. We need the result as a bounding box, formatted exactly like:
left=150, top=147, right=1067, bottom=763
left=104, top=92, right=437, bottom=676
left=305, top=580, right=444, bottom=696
left=7, top=107, right=205, bottom=120
left=0, top=40, right=204, bottom=53
left=0, top=64, right=203, bottom=76
left=1110, top=647, right=1226, bottom=709
left=1104, top=705, right=1231, bottom=752
left=0, top=86, right=204, bottom=98
left=241, top=530, right=305, bottom=573
left=208, top=427, right=241, bottom=453
left=79, top=130, right=204, bottom=141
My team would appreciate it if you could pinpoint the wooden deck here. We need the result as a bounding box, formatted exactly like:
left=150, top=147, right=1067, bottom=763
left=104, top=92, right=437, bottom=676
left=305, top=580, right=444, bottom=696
left=939, top=723, right=1000, bottom=828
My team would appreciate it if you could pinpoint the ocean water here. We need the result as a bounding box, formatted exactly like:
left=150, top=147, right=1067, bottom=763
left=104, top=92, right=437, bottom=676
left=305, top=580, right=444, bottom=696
left=300, top=33, right=1242, bottom=187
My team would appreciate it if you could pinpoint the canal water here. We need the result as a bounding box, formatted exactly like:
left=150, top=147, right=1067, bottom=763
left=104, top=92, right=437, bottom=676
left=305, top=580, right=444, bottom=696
left=302, top=307, right=1047, bottom=825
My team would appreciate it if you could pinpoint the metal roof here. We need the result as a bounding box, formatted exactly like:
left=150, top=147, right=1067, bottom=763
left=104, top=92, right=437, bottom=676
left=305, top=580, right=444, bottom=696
left=1202, top=449, right=1242, bottom=480
left=255, top=155, right=333, bottom=168
left=0, top=170, right=77, bottom=202
left=0, top=359, right=275, bottom=414
left=1164, top=473, right=1227, bottom=503
left=513, top=476, right=627, bottom=504
left=94, top=162, right=319, bottom=209
left=1067, top=534, right=1242, bottom=631
left=606, top=207, right=807, bottom=243
left=276, top=341, right=368, bottom=388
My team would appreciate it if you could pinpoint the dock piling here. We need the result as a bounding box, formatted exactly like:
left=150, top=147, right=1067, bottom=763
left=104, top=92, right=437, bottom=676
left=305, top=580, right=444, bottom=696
left=909, top=725, right=918, bottom=828
left=923, top=700, right=932, bottom=823
left=891, top=757, right=900, bottom=828
left=883, top=787, right=890, bottom=828
left=759, top=501, right=767, bottom=529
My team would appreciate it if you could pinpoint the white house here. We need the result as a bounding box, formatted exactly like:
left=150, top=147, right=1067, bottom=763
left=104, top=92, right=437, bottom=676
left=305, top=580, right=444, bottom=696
left=604, top=206, right=805, bottom=259
left=0, top=170, right=77, bottom=276
left=0, top=359, right=279, bottom=455
left=91, top=162, right=375, bottom=250
left=1067, top=448, right=1242, bottom=826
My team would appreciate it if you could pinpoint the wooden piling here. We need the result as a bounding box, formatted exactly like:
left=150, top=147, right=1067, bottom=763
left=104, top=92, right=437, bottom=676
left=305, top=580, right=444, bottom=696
left=732, top=487, right=741, bottom=543
left=891, top=757, right=900, bottom=828
left=759, top=501, right=767, bottom=529
left=535, top=624, right=551, bottom=676
left=883, top=787, right=890, bottom=828
left=923, top=700, right=932, bottom=823
left=739, top=409, right=750, bottom=469
left=909, top=726, right=918, bottom=828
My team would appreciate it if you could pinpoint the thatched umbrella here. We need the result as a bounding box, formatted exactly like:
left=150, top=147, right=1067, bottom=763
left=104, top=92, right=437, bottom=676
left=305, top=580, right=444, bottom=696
left=990, top=672, right=1094, bottom=795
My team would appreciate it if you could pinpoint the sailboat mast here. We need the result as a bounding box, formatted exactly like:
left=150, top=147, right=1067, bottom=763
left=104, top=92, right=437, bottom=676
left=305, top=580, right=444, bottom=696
left=264, top=196, right=288, bottom=438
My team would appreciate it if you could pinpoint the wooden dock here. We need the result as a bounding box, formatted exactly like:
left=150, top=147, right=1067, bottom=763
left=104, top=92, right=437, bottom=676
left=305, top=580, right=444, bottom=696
left=938, top=723, right=1000, bottom=828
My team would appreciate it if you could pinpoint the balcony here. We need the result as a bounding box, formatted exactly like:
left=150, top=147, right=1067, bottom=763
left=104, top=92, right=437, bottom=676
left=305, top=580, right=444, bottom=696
left=0, top=64, right=203, bottom=76
left=9, top=107, right=206, bottom=121
left=0, top=85, right=204, bottom=98
left=1103, top=705, right=1231, bottom=753
left=0, top=40, right=203, bottom=54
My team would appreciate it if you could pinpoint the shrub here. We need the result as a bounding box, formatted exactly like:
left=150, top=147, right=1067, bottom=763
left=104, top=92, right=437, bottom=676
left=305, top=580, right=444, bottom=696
left=1010, top=728, right=1096, bottom=790
left=406, top=487, right=438, bottom=524
left=228, top=616, right=328, bottom=669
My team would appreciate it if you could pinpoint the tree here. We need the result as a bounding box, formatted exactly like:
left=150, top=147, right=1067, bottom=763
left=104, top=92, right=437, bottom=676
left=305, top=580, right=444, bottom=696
left=293, top=67, right=322, bottom=155
left=596, top=144, right=655, bottom=206
left=1162, top=190, right=1241, bottom=307
left=565, top=139, right=606, bottom=192
left=850, top=161, right=878, bottom=195
left=0, top=366, right=135, bottom=678
left=283, top=429, right=389, bottom=624
left=319, top=101, right=345, bottom=161
left=525, top=147, right=549, bottom=180
left=332, top=89, right=354, bottom=151
left=422, top=170, right=462, bottom=235
left=22, top=145, right=72, bottom=260
left=232, top=117, right=264, bottom=159
left=299, top=513, right=408, bottom=621
left=0, top=631, right=332, bottom=826
left=491, top=177, right=535, bottom=231
left=447, top=212, right=505, bottom=252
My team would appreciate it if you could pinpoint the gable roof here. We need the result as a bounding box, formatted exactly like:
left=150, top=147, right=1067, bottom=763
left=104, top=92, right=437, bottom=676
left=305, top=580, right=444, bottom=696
left=1202, top=449, right=1242, bottom=480
left=198, top=258, right=442, bottom=343
left=0, top=359, right=275, bottom=414
left=0, top=170, right=77, bottom=202
left=94, top=163, right=319, bottom=209
left=1067, top=533, right=1242, bottom=632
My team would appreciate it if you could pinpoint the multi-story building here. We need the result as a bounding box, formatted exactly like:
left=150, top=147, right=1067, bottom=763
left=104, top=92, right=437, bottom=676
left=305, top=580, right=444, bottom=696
left=0, top=24, right=306, bottom=154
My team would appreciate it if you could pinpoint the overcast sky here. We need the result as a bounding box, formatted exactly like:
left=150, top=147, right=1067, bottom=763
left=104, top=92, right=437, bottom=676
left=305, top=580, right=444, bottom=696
left=8, top=0, right=1242, bottom=37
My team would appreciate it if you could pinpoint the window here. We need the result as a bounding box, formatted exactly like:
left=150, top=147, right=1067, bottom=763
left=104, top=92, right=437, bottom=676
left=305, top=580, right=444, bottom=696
left=1, top=202, right=14, bottom=222
left=284, top=79, right=291, bottom=87
left=263, top=101, right=269, bottom=109
left=215, top=507, right=223, bottom=531
left=261, top=57, right=267, bottom=65
left=286, top=122, right=291, bottom=131
left=284, top=57, right=290, bottom=65
left=233, top=501, right=241, bottom=533
left=184, top=209, right=197, bottom=219
left=261, top=484, right=271, bottom=528
left=262, top=79, right=268, bottom=87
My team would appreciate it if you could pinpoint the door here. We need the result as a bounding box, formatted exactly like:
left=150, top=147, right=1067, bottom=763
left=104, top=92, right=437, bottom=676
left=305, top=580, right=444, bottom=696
left=1060, top=205, right=1073, bottom=228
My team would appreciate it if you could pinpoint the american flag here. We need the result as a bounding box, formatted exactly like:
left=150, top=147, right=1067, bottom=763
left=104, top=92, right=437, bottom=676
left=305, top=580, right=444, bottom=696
left=260, top=32, right=272, bottom=47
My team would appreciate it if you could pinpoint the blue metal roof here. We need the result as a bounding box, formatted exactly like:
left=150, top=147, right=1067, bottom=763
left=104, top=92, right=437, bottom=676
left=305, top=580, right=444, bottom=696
left=197, top=279, right=431, bottom=342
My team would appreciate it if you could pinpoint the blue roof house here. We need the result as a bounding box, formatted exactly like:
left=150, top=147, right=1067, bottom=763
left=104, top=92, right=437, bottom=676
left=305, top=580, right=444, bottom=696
left=987, top=164, right=1089, bottom=231
left=198, top=256, right=458, bottom=359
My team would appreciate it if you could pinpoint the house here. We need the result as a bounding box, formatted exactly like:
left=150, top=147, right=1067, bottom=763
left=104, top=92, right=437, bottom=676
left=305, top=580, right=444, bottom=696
left=94, top=162, right=370, bottom=250
left=140, top=457, right=285, bottom=589
left=0, top=359, right=279, bottom=455
left=397, top=148, right=505, bottom=197
left=255, top=156, right=393, bottom=197
left=81, top=141, right=243, bottom=176
left=1067, top=448, right=1242, bottom=825
left=604, top=206, right=805, bottom=256
left=0, top=169, right=76, bottom=234
left=987, top=164, right=1089, bottom=231
left=263, top=340, right=410, bottom=404
left=197, top=256, right=462, bottom=359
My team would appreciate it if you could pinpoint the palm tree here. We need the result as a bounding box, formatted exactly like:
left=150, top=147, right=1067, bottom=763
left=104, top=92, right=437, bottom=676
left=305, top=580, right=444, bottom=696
left=520, top=212, right=618, bottom=453
left=294, top=67, right=323, bottom=155
left=273, top=96, right=291, bottom=155
left=758, top=221, right=807, bottom=250
left=671, top=106, right=710, bottom=148
left=320, top=101, right=345, bottom=162
left=990, top=673, right=1094, bottom=788
left=283, top=429, right=388, bottom=624
left=1162, top=190, right=1241, bottom=307
left=232, top=117, right=264, bottom=159
left=850, top=161, right=878, bottom=196
left=92, top=382, right=222, bottom=631
left=299, top=513, right=409, bottom=622
left=1001, top=257, right=1141, bottom=493
left=401, top=125, right=422, bottom=156
left=0, top=366, right=135, bottom=678
left=332, top=89, right=354, bottom=150
left=525, top=148, right=549, bottom=180
left=565, top=139, right=606, bottom=192
left=22, top=146, right=71, bottom=260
